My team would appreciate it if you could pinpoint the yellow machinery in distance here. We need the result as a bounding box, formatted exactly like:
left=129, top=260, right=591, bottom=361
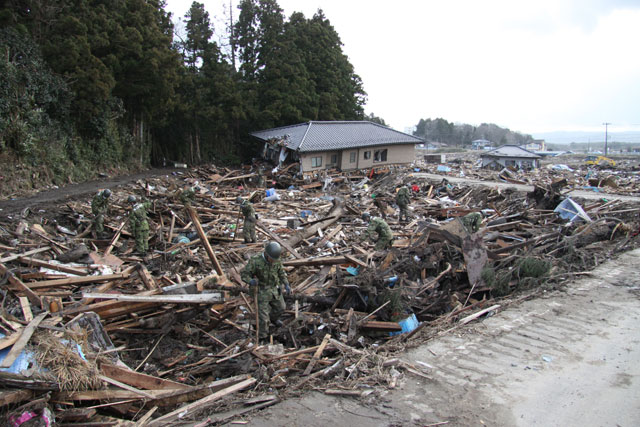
left=584, top=155, right=616, bottom=167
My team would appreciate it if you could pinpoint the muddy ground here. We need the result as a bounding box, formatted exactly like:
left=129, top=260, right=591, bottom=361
left=0, top=168, right=178, bottom=217
left=239, top=248, right=640, bottom=427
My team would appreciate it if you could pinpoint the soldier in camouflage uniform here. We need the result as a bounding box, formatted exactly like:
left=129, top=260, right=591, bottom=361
left=373, top=192, right=390, bottom=219
left=362, top=212, right=394, bottom=250
left=91, top=189, right=111, bottom=236
left=179, top=186, right=196, bottom=206
left=237, top=197, right=257, bottom=243
left=461, top=212, right=483, bottom=233
left=241, top=242, right=291, bottom=341
left=395, top=185, right=411, bottom=221
left=128, top=195, right=151, bottom=254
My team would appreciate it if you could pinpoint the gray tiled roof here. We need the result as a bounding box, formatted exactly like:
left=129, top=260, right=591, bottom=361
left=250, top=121, right=423, bottom=153
left=482, top=145, right=541, bottom=158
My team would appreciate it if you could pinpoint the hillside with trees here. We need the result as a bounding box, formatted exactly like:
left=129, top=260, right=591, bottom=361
left=0, top=0, right=366, bottom=194
left=414, top=118, right=534, bottom=148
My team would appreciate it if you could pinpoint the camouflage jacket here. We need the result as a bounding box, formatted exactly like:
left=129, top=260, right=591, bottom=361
left=130, top=201, right=151, bottom=230
left=179, top=188, right=195, bottom=205
left=241, top=254, right=288, bottom=294
left=241, top=201, right=257, bottom=223
left=366, top=217, right=393, bottom=241
left=396, top=187, right=411, bottom=206
left=92, top=193, right=109, bottom=215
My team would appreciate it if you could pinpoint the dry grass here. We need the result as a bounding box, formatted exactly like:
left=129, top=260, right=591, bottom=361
left=33, top=330, right=103, bottom=391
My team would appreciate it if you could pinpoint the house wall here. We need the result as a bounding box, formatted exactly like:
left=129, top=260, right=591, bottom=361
left=300, top=144, right=416, bottom=172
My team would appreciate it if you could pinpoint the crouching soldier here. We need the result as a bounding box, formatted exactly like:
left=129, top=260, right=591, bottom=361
left=362, top=212, right=394, bottom=250
left=128, top=195, right=151, bottom=254
left=241, top=242, right=291, bottom=342
left=461, top=212, right=483, bottom=233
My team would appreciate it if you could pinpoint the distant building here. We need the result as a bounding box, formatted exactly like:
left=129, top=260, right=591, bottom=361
left=472, top=139, right=492, bottom=150
left=521, top=139, right=546, bottom=152
left=251, top=121, right=424, bottom=172
left=480, top=145, right=542, bottom=169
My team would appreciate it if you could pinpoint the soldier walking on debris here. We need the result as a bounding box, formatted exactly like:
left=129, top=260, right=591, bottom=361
left=237, top=197, right=258, bottom=243
left=373, top=192, right=390, bottom=219
left=128, top=195, right=151, bottom=254
left=396, top=185, right=411, bottom=221
left=461, top=212, right=483, bottom=233
left=241, top=242, right=291, bottom=342
left=362, top=212, right=394, bottom=250
left=91, top=189, right=111, bottom=237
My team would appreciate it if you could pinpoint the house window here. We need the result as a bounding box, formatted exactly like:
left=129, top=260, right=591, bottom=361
left=374, top=149, right=388, bottom=162
left=330, top=154, right=338, bottom=164
left=311, top=156, right=322, bottom=168
left=363, top=151, right=371, bottom=160
left=350, top=152, right=356, bottom=163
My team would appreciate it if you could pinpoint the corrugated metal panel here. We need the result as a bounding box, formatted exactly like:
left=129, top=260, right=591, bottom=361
left=251, top=121, right=423, bottom=153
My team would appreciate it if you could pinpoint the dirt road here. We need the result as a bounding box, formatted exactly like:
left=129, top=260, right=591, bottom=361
left=0, top=168, right=179, bottom=217
left=242, top=248, right=640, bottom=426
left=413, top=172, right=640, bottom=202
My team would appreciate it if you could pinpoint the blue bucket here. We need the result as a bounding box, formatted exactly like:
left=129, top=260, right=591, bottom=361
left=266, top=188, right=276, bottom=197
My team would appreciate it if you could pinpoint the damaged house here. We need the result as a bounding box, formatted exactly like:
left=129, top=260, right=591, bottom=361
left=251, top=121, right=424, bottom=172
left=480, top=145, right=542, bottom=169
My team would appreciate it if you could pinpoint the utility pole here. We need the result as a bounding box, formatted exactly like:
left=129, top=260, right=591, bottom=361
left=603, top=122, right=611, bottom=155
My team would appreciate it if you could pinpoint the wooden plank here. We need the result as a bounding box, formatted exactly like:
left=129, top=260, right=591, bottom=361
left=53, top=389, right=167, bottom=401
left=0, top=333, right=21, bottom=351
left=19, top=297, right=33, bottom=321
left=104, top=221, right=126, bottom=256
left=343, top=254, right=367, bottom=268
left=18, top=257, right=89, bottom=276
left=137, top=264, right=159, bottom=290
left=0, top=312, right=47, bottom=368
left=316, top=224, right=343, bottom=247
left=283, top=256, right=348, bottom=267
left=302, top=333, right=331, bottom=376
left=0, top=246, right=51, bottom=263
left=82, top=293, right=223, bottom=304
left=0, top=262, right=43, bottom=308
left=359, top=320, right=402, bottom=331
left=100, top=363, right=191, bottom=391
left=24, top=273, right=128, bottom=290
left=459, top=304, right=501, bottom=325
left=0, top=389, right=35, bottom=407
left=187, top=207, right=224, bottom=275
left=147, top=377, right=256, bottom=426
left=256, top=221, right=302, bottom=259
left=98, top=374, right=156, bottom=399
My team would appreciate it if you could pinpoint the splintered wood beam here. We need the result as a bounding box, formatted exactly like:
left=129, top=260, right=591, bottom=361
left=359, top=320, right=402, bottom=332
left=104, top=221, right=126, bottom=256
left=100, top=364, right=191, bottom=391
left=18, top=257, right=89, bottom=276
left=82, top=293, right=224, bottom=304
left=282, top=256, right=347, bottom=267
left=256, top=221, right=302, bottom=259
left=137, top=264, right=159, bottom=290
left=146, top=377, right=257, bottom=426
left=0, top=247, right=51, bottom=263
left=187, top=206, right=224, bottom=275
left=0, top=312, right=47, bottom=368
left=0, top=389, right=35, bottom=407
left=0, top=262, right=43, bottom=308
left=23, top=273, right=128, bottom=290
left=302, top=333, right=331, bottom=376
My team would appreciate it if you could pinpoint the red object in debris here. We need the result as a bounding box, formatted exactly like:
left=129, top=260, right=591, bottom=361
left=411, top=185, right=420, bottom=193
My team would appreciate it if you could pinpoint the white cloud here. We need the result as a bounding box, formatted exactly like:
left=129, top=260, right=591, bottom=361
left=165, top=0, right=640, bottom=134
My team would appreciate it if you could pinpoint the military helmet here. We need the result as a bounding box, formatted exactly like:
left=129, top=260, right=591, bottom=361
left=127, top=195, right=137, bottom=204
left=102, top=189, right=111, bottom=198
left=236, top=196, right=244, bottom=204
left=264, top=242, right=282, bottom=260
left=362, top=212, right=371, bottom=221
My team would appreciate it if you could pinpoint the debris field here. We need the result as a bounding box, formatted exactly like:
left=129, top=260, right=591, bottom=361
left=0, top=158, right=639, bottom=425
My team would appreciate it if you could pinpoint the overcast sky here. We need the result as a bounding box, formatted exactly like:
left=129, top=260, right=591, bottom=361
left=165, top=0, right=640, bottom=137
